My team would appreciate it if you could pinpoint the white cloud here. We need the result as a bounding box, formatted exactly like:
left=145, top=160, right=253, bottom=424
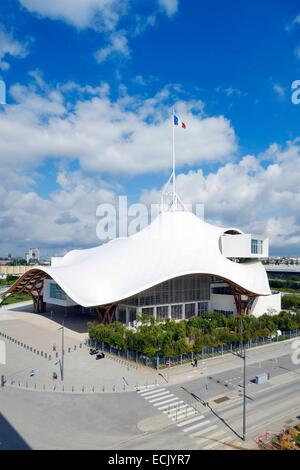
left=0, top=171, right=117, bottom=256
left=0, top=75, right=237, bottom=183
left=94, top=31, right=130, bottom=63
left=0, top=25, right=29, bottom=70
left=294, top=45, right=300, bottom=60
left=18, top=1, right=180, bottom=62
left=18, top=0, right=127, bottom=31
left=273, top=83, right=286, bottom=100
left=158, top=0, right=179, bottom=17
left=141, top=140, right=300, bottom=254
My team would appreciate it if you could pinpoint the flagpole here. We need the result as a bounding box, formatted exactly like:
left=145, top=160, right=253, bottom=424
left=172, top=107, right=176, bottom=210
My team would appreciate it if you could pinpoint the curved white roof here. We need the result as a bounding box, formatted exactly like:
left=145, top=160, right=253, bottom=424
left=12, top=211, right=271, bottom=307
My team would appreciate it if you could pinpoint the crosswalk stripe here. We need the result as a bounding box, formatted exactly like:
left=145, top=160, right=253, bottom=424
left=191, top=424, right=218, bottom=438
left=177, top=415, right=205, bottom=427
left=169, top=409, right=195, bottom=419
left=144, top=390, right=170, bottom=400
left=157, top=400, right=184, bottom=410
left=137, top=385, right=156, bottom=392
left=164, top=406, right=191, bottom=416
left=149, top=393, right=174, bottom=403
left=153, top=397, right=179, bottom=407
left=183, top=420, right=210, bottom=433
left=140, top=388, right=166, bottom=397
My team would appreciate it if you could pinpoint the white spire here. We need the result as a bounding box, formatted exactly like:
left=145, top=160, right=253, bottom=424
left=160, top=107, right=185, bottom=212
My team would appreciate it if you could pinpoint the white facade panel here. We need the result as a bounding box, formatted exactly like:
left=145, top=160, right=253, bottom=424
left=43, top=279, right=77, bottom=307
left=251, top=292, right=282, bottom=317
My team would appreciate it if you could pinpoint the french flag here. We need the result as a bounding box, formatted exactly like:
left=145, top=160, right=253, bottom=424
left=174, top=114, right=186, bottom=129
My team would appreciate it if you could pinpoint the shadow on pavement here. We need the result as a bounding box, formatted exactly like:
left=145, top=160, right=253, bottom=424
left=0, top=413, right=31, bottom=450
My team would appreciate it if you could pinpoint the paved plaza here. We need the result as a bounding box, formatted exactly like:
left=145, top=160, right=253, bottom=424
left=0, top=302, right=163, bottom=393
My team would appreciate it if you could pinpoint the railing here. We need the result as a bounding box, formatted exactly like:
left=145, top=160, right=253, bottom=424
left=87, top=329, right=300, bottom=370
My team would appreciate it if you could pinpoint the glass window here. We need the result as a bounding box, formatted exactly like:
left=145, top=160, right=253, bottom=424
left=129, top=308, right=136, bottom=323
left=142, top=307, right=154, bottom=316
left=171, top=304, right=183, bottom=320
left=185, top=303, right=196, bottom=318
left=118, top=308, right=126, bottom=323
left=50, top=283, right=66, bottom=301
left=198, top=301, right=209, bottom=316
left=157, top=306, right=169, bottom=320
left=251, top=239, right=263, bottom=254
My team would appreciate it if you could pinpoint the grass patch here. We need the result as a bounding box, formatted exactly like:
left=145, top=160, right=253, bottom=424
left=1, top=292, right=32, bottom=305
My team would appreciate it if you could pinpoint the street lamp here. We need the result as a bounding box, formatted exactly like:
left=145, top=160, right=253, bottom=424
left=202, top=360, right=208, bottom=407
left=58, top=321, right=65, bottom=381
left=239, top=315, right=246, bottom=441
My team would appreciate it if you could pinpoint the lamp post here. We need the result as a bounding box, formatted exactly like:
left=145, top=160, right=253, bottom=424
left=240, top=315, right=246, bottom=441
left=202, top=360, right=208, bottom=407
left=58, top=321, right=65, bottom=381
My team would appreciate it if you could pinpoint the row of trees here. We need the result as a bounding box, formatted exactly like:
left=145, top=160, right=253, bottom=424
left=88, top=311, right=300, bottom=358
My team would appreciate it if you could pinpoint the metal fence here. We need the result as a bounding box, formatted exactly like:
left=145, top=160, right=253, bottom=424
left=87, top=329, right=300, bottom=371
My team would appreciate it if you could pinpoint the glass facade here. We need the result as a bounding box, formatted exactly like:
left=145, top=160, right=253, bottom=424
left=124, top=274, right=211, bottom=307
left=251, top=239, right=263, bottom=254
left=171, top=304, right=183, bottom=320
left=142, top=307, right=154, bottom=316
left=198, top=301, right=209, bottom=316
left=50, top=283, right=66, bottom=301
left=185, top=303, right=196, bottom=319
left=118, top=308, right=126, bottom=323
left=157, top=306, right=169, bottom=320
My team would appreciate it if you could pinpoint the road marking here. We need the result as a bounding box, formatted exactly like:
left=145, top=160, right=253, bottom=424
left=144, top=390, right=170, bottom=400
left=177, top=415, right=205, bottom=427
left=153, top=397, right=179, bottom=407
left=182, top=420, right=210, bottom=433
left=137, top=385, right=156, bottom=392
left=157, top=400, right=184, bottom=410
left=191, top=424, right=218, bottom=437
left=140, top=388, right=166, bottom=397
left=171, top=410, right=196, bottom=420
left=149, top=393, right=174, bottom=403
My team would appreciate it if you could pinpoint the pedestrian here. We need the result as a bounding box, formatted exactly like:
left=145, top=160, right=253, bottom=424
left=195, top=357, right=198, bottom=367
left=53, top=343, right=56, bottom=351
left=191, top=359, right=195, bottom=368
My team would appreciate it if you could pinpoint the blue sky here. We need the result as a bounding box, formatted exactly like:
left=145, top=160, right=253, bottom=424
left=0, top=0, right=300, bottom=257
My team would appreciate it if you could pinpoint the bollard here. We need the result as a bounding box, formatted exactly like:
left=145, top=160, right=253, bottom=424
left=82, top=385, right=84, bottom=392
left=72, top=386, right=74, bottom=392
left=62, top=385, right=64, bottom=392
left=113, top=385, right=115, bottom=392
left=92, top=385, right=94, bottom=393
left=34, top=383, right=36, bottom=389
left=102, top=385, right=105, bottom=392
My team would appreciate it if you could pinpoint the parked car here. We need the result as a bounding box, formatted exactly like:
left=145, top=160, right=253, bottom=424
left=96, top=352, right=105, bottom=360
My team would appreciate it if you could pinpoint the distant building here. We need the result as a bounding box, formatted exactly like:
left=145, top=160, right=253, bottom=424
left=26, top=248, right=40, bottom=265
